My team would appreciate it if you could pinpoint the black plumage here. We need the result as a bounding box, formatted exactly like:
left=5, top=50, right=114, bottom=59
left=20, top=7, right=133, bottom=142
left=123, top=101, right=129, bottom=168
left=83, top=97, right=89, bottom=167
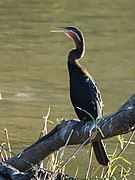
left=53, top=26, right=109, bottom=166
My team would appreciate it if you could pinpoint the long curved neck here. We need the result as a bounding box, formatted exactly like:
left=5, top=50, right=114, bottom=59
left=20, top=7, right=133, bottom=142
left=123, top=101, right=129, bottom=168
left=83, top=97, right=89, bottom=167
left=67, top=49, right=85, bottom=79
left=68, top=36, right=85, bottom=64
left=74, top=37, right=85, bottom=58
left=67, top=48, right=85, bottom=65
left=67, top=34, right=85, bottom=80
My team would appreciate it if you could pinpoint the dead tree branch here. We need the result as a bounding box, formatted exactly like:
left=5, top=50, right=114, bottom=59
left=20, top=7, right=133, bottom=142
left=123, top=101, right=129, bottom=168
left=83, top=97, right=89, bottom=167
left=4, top=94, right=135, bottom=172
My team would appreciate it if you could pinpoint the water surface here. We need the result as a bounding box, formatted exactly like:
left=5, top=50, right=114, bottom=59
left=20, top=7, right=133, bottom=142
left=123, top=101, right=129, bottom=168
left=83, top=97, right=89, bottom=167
left=0, top=0, right=135, bottom=178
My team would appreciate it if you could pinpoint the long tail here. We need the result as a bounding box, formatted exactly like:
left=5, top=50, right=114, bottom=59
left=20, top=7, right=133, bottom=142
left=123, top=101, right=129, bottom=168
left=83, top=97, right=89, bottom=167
left=92, top=140, right=109, bottom=166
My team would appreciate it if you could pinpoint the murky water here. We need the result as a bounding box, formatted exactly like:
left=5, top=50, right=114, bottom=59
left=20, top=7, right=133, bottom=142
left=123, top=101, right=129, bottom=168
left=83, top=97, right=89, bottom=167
left=0, top=0, right=135, bottom=178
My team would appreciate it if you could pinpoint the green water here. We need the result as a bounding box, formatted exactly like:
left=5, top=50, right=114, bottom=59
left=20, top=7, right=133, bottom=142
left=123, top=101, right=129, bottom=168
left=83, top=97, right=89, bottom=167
left=0, top=0, right=135, bottom=178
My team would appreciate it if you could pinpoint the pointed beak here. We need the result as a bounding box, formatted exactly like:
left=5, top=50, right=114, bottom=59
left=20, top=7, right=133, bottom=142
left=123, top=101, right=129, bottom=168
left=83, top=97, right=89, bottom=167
left=51, top=27, right=68, bottom=33
left=51, top=27, right=75, bottom=41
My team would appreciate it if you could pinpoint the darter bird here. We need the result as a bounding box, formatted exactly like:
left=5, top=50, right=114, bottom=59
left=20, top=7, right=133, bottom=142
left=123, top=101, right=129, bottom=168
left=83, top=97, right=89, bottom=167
left=52, top=26, right=109, bottom=166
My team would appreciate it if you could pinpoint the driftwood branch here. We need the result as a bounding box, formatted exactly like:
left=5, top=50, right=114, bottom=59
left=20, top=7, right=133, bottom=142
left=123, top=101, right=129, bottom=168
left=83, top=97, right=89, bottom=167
left=0, top=162, right=34, bottom=180
left=3, top=94, right=135, bottom=173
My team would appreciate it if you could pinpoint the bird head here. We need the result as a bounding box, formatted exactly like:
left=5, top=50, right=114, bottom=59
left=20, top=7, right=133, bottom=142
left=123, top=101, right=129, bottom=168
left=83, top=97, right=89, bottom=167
left=51, top=26, right=85, bottom=60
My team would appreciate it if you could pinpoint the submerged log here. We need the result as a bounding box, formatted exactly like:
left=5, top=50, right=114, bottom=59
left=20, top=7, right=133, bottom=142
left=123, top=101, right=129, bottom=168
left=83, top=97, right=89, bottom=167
left=3, top=94, right=135, bottom=172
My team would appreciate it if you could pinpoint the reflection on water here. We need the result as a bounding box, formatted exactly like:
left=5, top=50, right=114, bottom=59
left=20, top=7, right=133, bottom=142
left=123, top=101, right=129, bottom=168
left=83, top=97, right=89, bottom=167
left=14, top=92, right=36, bottom=100
left=0, top=0, right=135, bottom=178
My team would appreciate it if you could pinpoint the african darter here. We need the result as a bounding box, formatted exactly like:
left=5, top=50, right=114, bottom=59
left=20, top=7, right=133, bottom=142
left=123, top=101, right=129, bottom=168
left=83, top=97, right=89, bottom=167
left=52, top=26, right=109, bottom=166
